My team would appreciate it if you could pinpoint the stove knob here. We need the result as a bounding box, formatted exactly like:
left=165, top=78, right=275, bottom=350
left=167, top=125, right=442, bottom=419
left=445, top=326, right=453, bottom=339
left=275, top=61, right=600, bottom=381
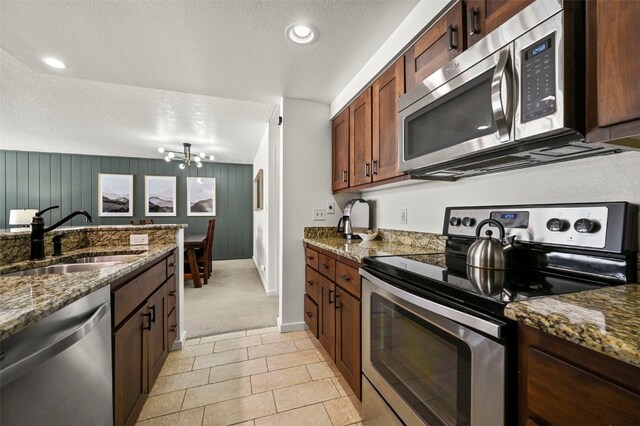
left=574, top=218, right=599, bottom=234
left=449, top=217, right=461, bottom=226
left=462, top=217, right=476, bottom=227
left=546, top=218, right=569, bottom=232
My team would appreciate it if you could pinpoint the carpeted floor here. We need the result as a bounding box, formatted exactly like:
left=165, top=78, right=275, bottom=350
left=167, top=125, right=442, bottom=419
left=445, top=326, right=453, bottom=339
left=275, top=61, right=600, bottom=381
left=183, top=259, right=278, bottom=338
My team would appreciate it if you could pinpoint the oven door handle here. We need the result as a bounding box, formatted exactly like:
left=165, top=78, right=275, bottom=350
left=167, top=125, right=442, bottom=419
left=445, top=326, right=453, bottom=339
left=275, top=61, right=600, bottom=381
left=360, top=269, right=504, bottom=338
left=491, top=47, right=513, bottom=143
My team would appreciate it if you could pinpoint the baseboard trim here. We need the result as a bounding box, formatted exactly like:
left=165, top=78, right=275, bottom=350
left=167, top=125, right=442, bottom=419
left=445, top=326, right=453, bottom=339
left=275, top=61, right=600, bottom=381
left=278, top=321, right=308, bottom=333
left=253, top=257, right=278, bottom=296
left=171, top=330, right=187, bottom=351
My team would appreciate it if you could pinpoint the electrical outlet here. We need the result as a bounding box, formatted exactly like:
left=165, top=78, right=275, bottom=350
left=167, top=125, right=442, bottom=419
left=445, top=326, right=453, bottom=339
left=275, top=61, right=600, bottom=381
left=313, top=208, right=326, bottom=221
left=130, top=234, right=149, bottom=245
left=400, top=208, right=408, bottom=225
left=326, top=200, right=336, bottom=215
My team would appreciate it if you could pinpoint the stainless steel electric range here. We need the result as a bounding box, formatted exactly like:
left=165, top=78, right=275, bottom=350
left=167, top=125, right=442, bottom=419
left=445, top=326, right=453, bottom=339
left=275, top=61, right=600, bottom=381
left=360, top=202, right=638, bottom=426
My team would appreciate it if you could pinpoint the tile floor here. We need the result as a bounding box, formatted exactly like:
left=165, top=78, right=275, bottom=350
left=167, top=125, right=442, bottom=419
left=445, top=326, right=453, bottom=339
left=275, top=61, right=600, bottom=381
left=136, top=327, right=364, bottom=426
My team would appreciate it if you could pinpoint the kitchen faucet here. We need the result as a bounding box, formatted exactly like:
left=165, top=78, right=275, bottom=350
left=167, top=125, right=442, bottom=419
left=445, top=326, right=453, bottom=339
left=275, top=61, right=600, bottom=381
left=30, top=205, right=93, bottom=260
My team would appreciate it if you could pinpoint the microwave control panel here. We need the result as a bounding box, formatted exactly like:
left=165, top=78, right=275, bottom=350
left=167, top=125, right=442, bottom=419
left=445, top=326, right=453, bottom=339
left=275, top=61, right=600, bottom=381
left=521, top=33, right=556, bottom=123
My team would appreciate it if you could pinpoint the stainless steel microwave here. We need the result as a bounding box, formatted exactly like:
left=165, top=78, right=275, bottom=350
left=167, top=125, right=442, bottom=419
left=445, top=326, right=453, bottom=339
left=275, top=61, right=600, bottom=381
left=397, top=0, right=620, bottom=180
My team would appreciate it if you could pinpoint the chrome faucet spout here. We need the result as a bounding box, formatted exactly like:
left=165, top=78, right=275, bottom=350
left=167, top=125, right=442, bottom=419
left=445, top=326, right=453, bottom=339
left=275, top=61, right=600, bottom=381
left=30, top=207, right=93, bottom=260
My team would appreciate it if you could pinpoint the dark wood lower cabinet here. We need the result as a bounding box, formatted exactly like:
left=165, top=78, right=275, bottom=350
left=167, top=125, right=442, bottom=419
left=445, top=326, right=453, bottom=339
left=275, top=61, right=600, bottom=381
left=318, top=276, right=336, bottom=360
left=112, top=251, right=177, bottom=426
left=304, top=243, right=362, bottom=399
left=113, top=303, right=148, bottom=426
left=518, top=324, right=640, bottom=425
left=335, top=287, right=361, bottom=398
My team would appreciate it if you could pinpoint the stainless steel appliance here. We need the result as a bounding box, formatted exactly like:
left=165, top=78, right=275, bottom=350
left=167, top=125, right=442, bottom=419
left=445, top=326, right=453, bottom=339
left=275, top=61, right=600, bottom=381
left=337, top=198, right=371, bottom=239
left=398, top=0, right=622, bottom=180
left=361, top=202, right=637, bottom=425
left=1, top=285, right=113, bottom=426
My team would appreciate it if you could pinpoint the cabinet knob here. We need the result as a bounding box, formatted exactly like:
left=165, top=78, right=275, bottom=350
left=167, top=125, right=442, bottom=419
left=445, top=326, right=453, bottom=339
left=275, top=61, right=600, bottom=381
left=306, top=312, right=313, bottom=318
left=372, top=160, right=378, bottom=175
left=342, top=170, right=348, bottom=183
left=141, top=312, right=152, bottom=330
left=469, top=7, right=479, bottom=36
left=322, top=264, right=329, bottom=270
left=307, top=280, right=314, bottom=286
left=170, top=324, right=177, bottom=332
left=338, top=274, right=351, bottom=282
left=169, top=290, right=177, bottom=296
left=335, top=295, right=341, bottom=309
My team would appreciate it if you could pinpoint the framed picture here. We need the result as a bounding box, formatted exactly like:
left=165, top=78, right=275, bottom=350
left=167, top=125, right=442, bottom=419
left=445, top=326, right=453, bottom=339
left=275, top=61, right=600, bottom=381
left=145, top=176, right=177, bottom=216
left=98, top=173, right=133, bottom=217
left=187, top=177, right=216, bottom=216
left=254, top=169, right=264, bottom=211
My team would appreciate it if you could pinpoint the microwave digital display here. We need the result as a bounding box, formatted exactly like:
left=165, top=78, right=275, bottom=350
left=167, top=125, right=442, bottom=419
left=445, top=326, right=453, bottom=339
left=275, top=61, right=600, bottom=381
left=525, top=39, right=552, bottom=60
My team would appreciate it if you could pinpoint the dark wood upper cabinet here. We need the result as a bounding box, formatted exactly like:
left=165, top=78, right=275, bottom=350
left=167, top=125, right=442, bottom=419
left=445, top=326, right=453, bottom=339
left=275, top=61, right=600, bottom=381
left=349, top=87, right=373, bottom=187
left=466, top=0, right=533, bottom=48
left=586, top=0, right=640, bottom=146
left=404, top=1, right=465, bottom=91
left=372, top=57, right=405, bottom=182
left=331, top=108, right=350, bottom=191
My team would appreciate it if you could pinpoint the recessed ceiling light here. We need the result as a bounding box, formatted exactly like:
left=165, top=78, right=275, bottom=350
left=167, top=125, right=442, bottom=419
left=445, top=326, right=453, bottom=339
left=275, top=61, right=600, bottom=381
left=286, top=23, right=317, bottom=44
left=42, top=57, right=66, bottom=69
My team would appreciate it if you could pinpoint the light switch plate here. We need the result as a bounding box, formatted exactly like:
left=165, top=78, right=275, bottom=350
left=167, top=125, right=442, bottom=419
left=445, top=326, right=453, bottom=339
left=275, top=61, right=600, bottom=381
left=326, top=200, right=336, bottom=215
left=130, top=234, right=149, bottom=245
left=400, top=208, right=408, bottom=225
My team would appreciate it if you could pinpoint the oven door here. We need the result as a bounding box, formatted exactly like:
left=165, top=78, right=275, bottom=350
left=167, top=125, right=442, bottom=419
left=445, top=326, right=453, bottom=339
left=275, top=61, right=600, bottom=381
left=398, top=44, right=515, bottom=173
left=361, top=270, right=505, bottom=426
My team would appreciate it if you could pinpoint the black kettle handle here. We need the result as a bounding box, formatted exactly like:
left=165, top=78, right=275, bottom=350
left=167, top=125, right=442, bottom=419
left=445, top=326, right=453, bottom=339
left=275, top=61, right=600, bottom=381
left=475, top=219, right=505, bottom=239
left=337, top=217, right=344, bottom=233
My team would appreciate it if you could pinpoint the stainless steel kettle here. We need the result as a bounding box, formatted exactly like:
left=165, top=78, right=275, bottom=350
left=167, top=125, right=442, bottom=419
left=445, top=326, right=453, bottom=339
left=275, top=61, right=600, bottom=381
left=466, top=219, right=515, bottom=270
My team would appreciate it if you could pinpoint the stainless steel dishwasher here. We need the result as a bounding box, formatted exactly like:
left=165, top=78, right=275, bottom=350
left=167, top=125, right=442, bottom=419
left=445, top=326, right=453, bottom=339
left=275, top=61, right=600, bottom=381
left=1, top=285, right=113, bottom=426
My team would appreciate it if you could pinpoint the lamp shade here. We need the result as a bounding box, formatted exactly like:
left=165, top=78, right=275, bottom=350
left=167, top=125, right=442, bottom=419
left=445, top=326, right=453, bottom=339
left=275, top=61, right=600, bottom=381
left=9, top=209, right=38, bottom=226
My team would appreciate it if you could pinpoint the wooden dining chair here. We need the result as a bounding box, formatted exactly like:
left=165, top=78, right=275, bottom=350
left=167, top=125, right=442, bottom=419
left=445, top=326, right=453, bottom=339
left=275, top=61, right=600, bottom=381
left=184, top=219, right=216, bottom=285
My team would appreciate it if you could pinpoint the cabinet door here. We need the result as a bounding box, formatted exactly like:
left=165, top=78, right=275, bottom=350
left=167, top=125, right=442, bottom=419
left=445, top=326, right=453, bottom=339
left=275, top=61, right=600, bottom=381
left=349, top=88, right=373, bottom=187
left=594, top=0, right=640, bottom=127
left=466, top=0, right=533, bottom=48
left=372, top=58, right=405, bottom=182
left=332, top=108, right=350, bottom=191
left=404, top=1, right=464, bottom=91
left=335, top=287, right=361, bottom=399
left=113, top=303, right=148, bottom=426
left=318, top=276, right=336, bottom=360
left=304, top=295, right=319, bottom=338
left=147, top=283, right=168, bottom=390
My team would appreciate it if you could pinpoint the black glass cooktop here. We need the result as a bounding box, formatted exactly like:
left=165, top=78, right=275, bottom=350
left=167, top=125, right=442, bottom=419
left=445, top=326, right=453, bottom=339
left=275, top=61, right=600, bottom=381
left=363, top=252, right=610, bottom=317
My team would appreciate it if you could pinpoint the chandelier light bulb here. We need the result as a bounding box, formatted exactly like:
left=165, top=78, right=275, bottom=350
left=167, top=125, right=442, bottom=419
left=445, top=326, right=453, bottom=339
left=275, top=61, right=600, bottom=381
left=199, top=152, right=206, bottom=158
left=179, top=163, right=186, bottom=170
left=194, top=156, right=201, bottom=163
left=167, top=152, right=175, bottom=159
left=164, top=156, right=171, bottom=162
left=197, top=162, right=203, bottom=168
left=209, top=155, right=215, bottom=161
left=158, top=147, right=165, bottom=153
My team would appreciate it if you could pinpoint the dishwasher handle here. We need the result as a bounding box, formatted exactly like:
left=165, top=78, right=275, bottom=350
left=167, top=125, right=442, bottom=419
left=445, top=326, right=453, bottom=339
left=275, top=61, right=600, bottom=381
left=0, top=301, right=110, bottom=386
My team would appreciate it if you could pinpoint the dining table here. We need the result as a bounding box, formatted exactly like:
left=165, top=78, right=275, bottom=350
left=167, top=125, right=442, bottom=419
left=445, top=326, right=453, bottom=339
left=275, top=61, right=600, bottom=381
left=184, top=232, right=207, bottom=288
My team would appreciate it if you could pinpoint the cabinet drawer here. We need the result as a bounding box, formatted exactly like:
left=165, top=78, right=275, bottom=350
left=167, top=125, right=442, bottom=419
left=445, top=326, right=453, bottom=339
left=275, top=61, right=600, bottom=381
left=166, top=252, right=176, bottom=277
left=318, top=253, right=336, bottom=281
left=167, top=306, right=177, bottom=348
left=336, top=261, right=361, bottom=299
left=305, top=266, right=320, bottom=303
left=304, top=295, right=318, bottom=338
left=166, top=274, right=177, bottom=314
left=305, top=247, right=319, bottom=270
left=113, top=260, right=166, bottom=327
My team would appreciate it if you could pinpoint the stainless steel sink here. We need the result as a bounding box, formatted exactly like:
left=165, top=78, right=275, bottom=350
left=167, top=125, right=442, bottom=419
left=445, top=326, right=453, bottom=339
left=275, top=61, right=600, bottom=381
left=3, top=262, right=121, bottom=277
left=69, top=254, right=141, bottom=263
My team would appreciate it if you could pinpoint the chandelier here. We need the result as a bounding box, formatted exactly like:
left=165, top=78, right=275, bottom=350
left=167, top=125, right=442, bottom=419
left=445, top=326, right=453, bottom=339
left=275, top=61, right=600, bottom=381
left=157, top=143, right=215, bottom=169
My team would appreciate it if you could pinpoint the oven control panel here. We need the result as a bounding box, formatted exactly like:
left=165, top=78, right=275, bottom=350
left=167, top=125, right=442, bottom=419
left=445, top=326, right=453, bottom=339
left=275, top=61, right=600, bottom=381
left=521, top=33, right=557, bottom=123
left=445, top=205, right=609, bottom=249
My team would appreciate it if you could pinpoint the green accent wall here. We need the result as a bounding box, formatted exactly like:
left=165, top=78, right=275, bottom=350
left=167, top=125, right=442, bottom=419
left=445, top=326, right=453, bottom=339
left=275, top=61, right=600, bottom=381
left=0, top=150, right=253, bottom=260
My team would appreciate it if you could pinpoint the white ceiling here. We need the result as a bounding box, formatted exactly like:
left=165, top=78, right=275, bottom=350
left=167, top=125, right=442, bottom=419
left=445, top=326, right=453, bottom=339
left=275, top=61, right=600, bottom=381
left=0, top=0, right=419, bottom=163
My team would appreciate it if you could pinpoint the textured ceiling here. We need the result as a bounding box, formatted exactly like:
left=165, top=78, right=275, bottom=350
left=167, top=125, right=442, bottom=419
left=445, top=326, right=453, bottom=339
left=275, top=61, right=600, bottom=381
left=0, top=0, right=419, bottom=162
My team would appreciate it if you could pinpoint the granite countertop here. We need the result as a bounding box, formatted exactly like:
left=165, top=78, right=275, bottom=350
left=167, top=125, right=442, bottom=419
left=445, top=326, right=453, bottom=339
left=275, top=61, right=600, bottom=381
left=303, top=236, right=445, bottom=263
left=505, top=284, right=640, bottom=367
left=0, top=244, right=176, bottom=340
left=0, top=224, right=187, bottom=239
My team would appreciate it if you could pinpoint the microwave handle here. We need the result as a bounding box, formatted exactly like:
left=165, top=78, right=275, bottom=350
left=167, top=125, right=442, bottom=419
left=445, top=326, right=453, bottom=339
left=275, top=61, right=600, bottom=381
left=490, top=48, right=513, bottom=142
